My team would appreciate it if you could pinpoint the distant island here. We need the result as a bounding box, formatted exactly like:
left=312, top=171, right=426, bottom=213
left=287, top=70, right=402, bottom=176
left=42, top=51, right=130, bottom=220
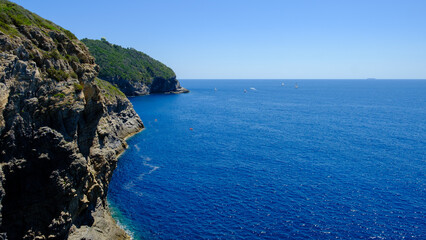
left=81, top=38, right=189, bottom=96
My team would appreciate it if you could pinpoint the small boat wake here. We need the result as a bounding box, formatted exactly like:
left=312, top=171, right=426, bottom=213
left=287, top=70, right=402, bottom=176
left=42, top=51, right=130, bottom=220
left=137, top=159, right=159, bottom=181
left=123, top=153, right=159, bottom=197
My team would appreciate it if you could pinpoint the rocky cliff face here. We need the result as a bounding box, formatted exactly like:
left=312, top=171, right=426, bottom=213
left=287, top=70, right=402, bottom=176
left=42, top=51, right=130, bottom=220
left=150, top=75, right=189, bottom=94
left=109, top=75, right=189, bottom=96
left=0, top=1, right=143, bottom=239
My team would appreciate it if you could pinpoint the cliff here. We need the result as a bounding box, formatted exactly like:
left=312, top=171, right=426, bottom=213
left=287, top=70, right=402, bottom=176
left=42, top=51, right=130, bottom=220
left=81, top=38, right=189, bottom=96
left=0, top=1, right=143, bottom=239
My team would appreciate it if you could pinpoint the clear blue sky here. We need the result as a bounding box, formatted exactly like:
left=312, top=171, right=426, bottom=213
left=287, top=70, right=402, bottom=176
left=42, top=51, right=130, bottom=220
left=13, top=0, right=426, bottom=79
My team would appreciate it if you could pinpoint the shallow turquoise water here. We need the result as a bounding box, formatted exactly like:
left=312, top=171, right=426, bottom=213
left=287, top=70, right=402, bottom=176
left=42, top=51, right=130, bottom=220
left=109, top=80, right=425, bottom=239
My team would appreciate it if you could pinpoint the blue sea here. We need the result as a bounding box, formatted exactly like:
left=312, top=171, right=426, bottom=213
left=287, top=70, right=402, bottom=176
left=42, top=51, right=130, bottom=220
left=108, top=80, right=426, bottom=239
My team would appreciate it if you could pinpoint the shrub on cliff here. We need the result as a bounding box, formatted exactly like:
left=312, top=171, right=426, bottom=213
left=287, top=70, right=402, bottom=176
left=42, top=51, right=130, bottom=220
left=81, top=38, right=175, bottom=84
left=47, top=67, right=69, bottom=81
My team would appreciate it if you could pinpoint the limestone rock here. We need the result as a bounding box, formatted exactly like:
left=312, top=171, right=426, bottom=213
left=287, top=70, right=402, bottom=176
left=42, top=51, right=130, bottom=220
left=0, top=1, right=143, bottom=239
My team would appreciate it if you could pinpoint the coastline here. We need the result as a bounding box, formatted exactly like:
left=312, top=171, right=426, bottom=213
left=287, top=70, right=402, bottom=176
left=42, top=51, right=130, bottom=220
left=109, top=127, right=145, bottom=239
left=108, top=202, right=136, bottom=240
left=117, top=128, right=145, bottom=159
left=106, top=85, right=187, bottom=239
left=68, top=122, right=144, bottom=240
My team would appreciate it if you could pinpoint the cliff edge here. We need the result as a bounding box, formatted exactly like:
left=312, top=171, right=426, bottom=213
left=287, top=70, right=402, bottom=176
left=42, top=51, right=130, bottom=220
left=0, top=0, right=143, bottom=239
left=81, top=38, right=189, bottom=96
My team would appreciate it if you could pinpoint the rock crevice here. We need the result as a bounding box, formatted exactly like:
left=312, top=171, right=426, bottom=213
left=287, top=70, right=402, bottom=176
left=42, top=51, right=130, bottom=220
left=0, top=1, right=143, bottom=239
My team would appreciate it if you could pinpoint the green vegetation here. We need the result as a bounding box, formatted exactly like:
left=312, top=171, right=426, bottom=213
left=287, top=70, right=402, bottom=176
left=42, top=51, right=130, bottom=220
left=70, top=71, right=78, bottom=79
left=53, top=93, right=65, bottom=98
left=0, top=0, right=76, bottom=38
left=47, top=67, right=69, bottom=81
left=95, top=78, right=126, bottom=99
left=65, top=54, right=80, bottom=63
left=63, top=29, right=76, bottom=40
left=73, top=83, right=83, bottom=92
left=44, top=49, right=62, bottom=60
left=81, top=38, right=175, bottom=84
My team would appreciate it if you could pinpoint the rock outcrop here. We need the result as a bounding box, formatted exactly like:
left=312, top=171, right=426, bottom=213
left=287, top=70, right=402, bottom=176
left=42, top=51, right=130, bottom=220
left=81, top=38, right=189, bottom=96
left=0, top=1, right=143, bottom=239
left=150, top=75, right=189, bottom=94
left=105, top=74, right=189, bottom=96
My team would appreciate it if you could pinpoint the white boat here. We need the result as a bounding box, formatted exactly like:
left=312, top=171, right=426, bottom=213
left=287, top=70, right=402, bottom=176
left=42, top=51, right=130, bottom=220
left=214, top=88, right=217, bottom=91
left=281, top=83, right=285, bottom=86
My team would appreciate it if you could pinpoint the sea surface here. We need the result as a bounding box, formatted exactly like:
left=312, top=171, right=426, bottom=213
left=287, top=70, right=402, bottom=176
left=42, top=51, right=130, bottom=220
left=108, top=80, right=426, bottom=239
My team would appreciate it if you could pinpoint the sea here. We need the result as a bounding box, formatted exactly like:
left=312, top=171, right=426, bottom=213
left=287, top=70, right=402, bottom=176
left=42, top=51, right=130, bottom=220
left=108, top=80, right=425, bottom=239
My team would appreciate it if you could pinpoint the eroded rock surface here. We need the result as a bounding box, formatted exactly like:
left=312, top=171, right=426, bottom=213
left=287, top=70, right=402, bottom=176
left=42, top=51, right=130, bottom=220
left=0, top=2, right=143, bottom=239
left=110, top=75, right=190, bottom=96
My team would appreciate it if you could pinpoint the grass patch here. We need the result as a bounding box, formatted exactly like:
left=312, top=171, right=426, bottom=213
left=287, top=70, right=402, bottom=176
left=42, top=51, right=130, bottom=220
left=0, top=0, right=77, bottom=39
left=95, top=78, right=125, bottom=99
left=47, top=67, right=69, bottom=81
left=65, top=54, right=80, bottom=63
left=73, top=83, right=83, bottom=92
left=53, top=93, right=65, bottom=98
left=44, top=49, right=62, bottom=60
left=63, top=29, right=76, bottom=40
left=70, top=71, right=78, bottom=79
